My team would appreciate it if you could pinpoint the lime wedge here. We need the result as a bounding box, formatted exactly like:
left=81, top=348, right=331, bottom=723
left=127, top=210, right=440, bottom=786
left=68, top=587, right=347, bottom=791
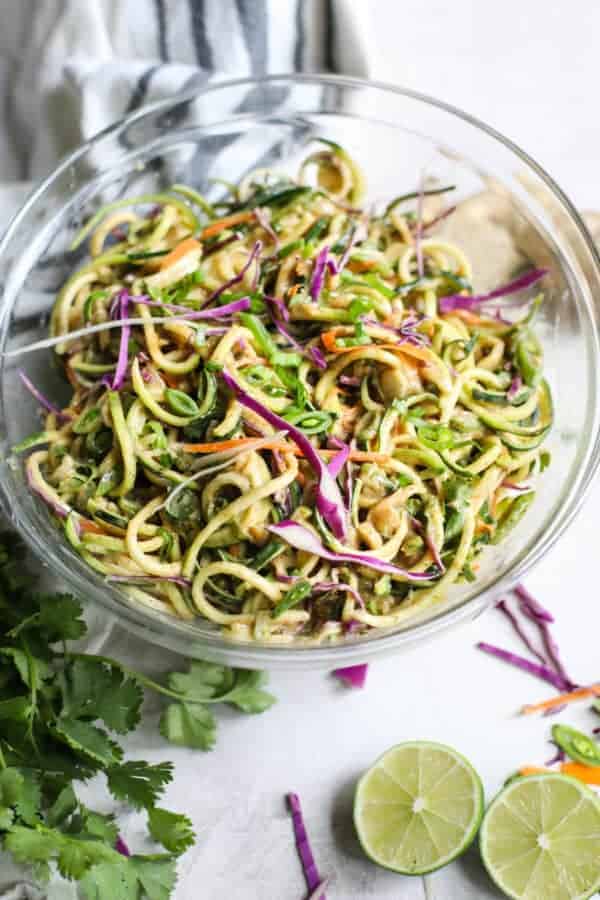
left=354, top=741, right=484, bottom=875
left=480, top=773, right=600, bottom=899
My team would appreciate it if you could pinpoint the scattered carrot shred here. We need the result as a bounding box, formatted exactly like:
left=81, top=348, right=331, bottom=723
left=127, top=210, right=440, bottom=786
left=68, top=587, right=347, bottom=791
left=161, top=372, right=180, bottom=389
left=521, top=684, right=600, bottom=716
left=348, top=259, right=377, bottom=272
left=158, top=237, right=202, bottom=270
left=518, top=766, right=551, bottom=777
left=181, top=436, right=391, bottom=465
left=198, top=210, right=255, bottom=240
left=79, top=518, right=105, bottom=536
left=447, top=309, right=491, bottom=327
left=560, top=763, right=600, bottom=785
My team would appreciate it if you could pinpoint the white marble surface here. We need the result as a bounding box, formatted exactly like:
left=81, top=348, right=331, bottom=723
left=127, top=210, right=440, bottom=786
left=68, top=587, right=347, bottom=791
left=2, top=4, right=600, bottom=897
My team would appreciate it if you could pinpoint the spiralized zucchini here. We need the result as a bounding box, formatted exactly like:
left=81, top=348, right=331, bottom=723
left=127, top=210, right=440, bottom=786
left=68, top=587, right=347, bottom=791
left=14, top=140, right=551, bottom=644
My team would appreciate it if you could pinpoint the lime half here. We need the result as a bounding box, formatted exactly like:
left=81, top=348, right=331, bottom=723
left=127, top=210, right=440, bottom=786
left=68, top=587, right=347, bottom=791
left=354, top=741, right=484, bottom=875
left=480, top=773, right=600, bottom=899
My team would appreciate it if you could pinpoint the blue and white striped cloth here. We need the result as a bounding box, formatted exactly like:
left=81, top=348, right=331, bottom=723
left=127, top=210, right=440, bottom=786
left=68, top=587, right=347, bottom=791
left=0, top=0, right=371, bottom=182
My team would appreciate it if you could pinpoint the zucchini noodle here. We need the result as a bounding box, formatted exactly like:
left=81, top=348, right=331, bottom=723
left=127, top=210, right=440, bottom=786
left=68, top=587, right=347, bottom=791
left=13, top=140, right=552, bottom=643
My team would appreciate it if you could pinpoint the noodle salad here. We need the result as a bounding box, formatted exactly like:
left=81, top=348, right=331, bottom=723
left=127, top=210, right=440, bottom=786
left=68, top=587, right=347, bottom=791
left=11, top=140, right=552, bottom=644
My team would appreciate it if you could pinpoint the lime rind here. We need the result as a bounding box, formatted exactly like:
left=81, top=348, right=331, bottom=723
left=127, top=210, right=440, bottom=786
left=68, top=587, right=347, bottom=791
left=480, top=773, right=600, bottom=900
left=354, top=740, right=484, bottom=876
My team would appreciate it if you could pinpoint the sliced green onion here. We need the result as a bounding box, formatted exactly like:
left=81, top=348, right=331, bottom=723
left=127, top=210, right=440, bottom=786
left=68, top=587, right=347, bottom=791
left=165, top=389, right=200, bottom=418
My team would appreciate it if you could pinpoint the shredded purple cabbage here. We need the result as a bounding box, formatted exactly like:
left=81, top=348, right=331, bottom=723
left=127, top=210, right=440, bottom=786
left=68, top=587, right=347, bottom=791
left=271, top=314, right=326, bottom=370
left=502, top=481, right=532, bottom=493
left=332, top=664, right=368, bottom=688
left=507, top=375, right=523, bottom=400
left=135, top=294, right=251, bottom=320
left=286, top=793, right=325, bottom=898
left=326, top=223, right=366, bottom=277
left=310, top=246, right=329, bottom=302
left=516, top=590, right=577, bottom=691
left=204, top=230, right=244, bottom=257
left=202, top=241, right=262, bottom=308
left=18, top=370, right=72, bottom=422
left=268, top=520, right=435, bottom=583
left=115, top=836, right=131, bottom=857
left=439, top=268, right=548, bottom=314
left=309, top=345, right=327, bottom=370
left=476, top=642, right=568, bottom=690
left=327, top=440, right=350, bottom=479
left=362, top=316, right=430, bottom=348
left=222, top=371, right=348, bottom=539
left=424, top=529, right=445, bottom=573
left=26, top=457, right=70, bottom=520
left=514, top=583, right=554, bottom=623
left=105, top=290, right=131, bottom=391
left=420, top=204, right=457, bottom=234
left=313, top=581, right=364, bottom=609
left=253, top=206, right=279, bottom=249
left=264, top=294, right=290, bottom=322
left=496, top=598, right=547, bottom=666
left=544, top=744, right=566, bottom=767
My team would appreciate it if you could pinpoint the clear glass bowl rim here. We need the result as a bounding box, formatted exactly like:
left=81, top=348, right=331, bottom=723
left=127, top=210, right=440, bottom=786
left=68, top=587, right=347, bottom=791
left=2, top=72, right=600, bottom=668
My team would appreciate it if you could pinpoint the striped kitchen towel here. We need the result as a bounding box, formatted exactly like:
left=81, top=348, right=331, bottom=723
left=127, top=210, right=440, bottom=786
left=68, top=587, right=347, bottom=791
left=0, top=0, right=372, bottom=182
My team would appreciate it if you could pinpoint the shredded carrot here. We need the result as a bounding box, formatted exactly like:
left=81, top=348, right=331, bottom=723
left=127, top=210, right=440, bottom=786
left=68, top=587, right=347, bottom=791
left=182, top=438, right=293, bottom=454
left=158, top=237, right=202, bottom=270
left=518, top=766, right=551, bottom=777
left=181, top=436, right=391, bottom=465
left=448, top=309, right=492, bottom=327
left=161, top=372, right=180, bottom=389
left=79, top=518, right=106, bottom=535
left=287, top=284, right=300, bottom=299
left=321, top=330, right=344, bottom=353
left=348, top=259, right=377, bottom=272
left=521, top=684, right=600, bottom=716
left=319, top=330, right=433, bottom=366
left=561, top=762, right=600, bottom=785
left=476, top=523, right=494, bottom=536
left=65, top=364, right=79, bottom=390
left=199, top=211, right=255, bottom=240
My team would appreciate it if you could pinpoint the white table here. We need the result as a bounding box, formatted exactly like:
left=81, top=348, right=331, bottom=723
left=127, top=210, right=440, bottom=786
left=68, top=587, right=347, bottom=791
left=2, top=4, right=600, bottom=896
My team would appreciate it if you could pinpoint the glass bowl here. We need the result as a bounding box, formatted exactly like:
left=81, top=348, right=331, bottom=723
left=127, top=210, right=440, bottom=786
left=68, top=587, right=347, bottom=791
left=1, top=74, right=599, bottom=670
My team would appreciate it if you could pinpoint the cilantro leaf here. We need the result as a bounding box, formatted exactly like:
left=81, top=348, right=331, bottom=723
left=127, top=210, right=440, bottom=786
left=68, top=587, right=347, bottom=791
left=15, top=771, right=42, bottom=825
left=53, top=719, right=123, bottom=768
left=80, top=859, right=138, bottom=900
left=4, top=825, right=57, bottom=880
left=0, top=647, right=50, bottom=688
left=129, top=855, right=178, bottom=900
left=80, top=807, right=119, bottom=845
left=107, top=761, right=173, bottom=810
left=46, top=784, right=78, bottom=827
left=61, top=659, right=143, bottom=734
left=222, top=670, right=277, bottom=714
left=0, top=767, right=24, bottom=806
left=36, top=594, right=87, bottom=642
left=165, top=661, right=275, bottom=712
left=166, top=661, right=234, bottom=702
left=147, top=807, right=195, bottom=855
left=159, top=702, right=216, bottom=751
left=0, top=806, right=14, bottom=828
left=56, top=835, right=117, bottom=881
left=0, top=696, right=31, bottom=722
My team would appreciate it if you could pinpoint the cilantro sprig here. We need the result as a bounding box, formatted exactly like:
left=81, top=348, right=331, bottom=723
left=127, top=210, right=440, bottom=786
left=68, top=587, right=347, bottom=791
left=0, top=532, right=276, bottom=897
